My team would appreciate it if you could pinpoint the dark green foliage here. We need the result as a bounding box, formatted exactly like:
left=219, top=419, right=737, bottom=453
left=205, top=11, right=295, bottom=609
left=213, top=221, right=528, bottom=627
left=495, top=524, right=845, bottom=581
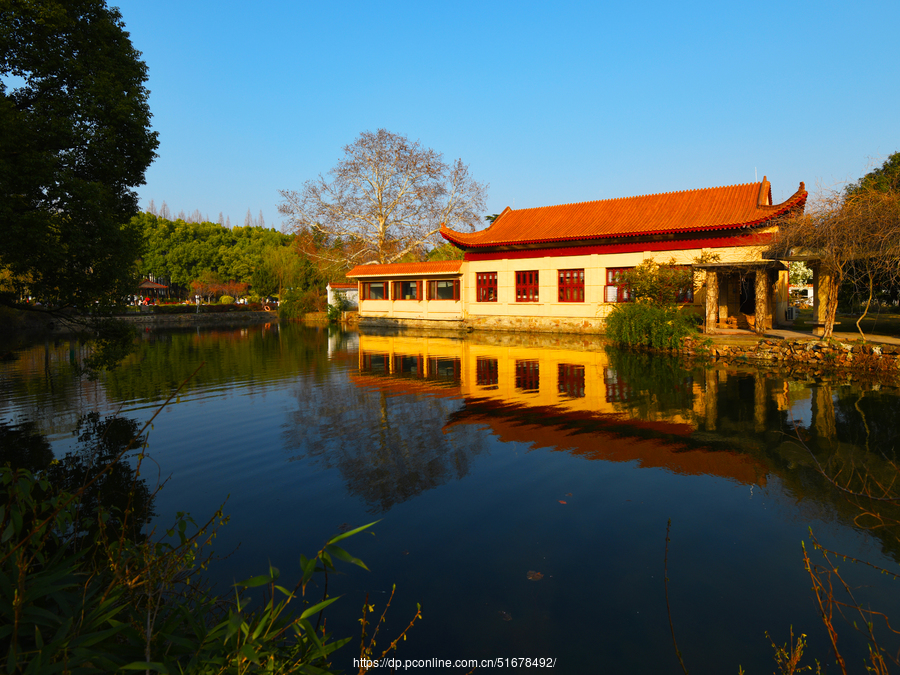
left=77, top=317, right=138, bottom=380
left=138, top=213, right=294, bottom=290
left=0, top=412, right=373, bottom=673
left=279, top=288, right=325, bottom=320
left=846, top=151, right=900, bottom=196
left=0, top=0, right=158, bottom=309
left=426, top=243, right=465, bottom=261
left=604, top=259, right=700, bottom=349
left=605, top=302, right=699, bottom=350
left=620, top=260, right=694, bottom=306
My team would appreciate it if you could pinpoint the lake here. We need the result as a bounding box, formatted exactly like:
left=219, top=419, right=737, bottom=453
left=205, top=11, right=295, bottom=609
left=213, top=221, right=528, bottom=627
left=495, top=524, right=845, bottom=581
left=3, top=322, right=900, bottom=673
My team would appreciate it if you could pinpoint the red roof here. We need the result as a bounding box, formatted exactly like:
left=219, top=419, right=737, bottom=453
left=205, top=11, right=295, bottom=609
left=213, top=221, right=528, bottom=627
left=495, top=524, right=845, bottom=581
left=442, top=178, right=807, bottom=249
left=329, top=282, right=358, bottom=289
left=347, top=260, right=463, bottom=278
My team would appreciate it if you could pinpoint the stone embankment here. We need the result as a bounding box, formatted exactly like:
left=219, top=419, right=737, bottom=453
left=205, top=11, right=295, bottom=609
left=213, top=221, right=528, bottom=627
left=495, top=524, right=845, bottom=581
left=680, top=336, right=900, bottom=375
left=116, top=310, right=276, bottom=328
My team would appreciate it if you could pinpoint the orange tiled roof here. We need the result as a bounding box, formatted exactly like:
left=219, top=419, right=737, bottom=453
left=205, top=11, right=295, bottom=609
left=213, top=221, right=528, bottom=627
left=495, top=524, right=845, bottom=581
left=346, top=260, right=463, bottom=278
left=329, top=282, right=358, bottom=288
left=442, top=178, right=807, bottom=249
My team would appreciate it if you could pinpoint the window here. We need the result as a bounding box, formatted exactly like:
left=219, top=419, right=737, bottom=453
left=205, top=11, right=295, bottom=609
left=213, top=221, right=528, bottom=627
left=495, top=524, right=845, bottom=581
left=604, top=268, right=632, bottom=303
left=476, top=272, right=497, bottom=302
left=427, top=279, right=460, bottom=300
left=516, top=270, right=539, bottom=302
left=558, top=269, right=585, bottom=302
left=394, top=354, right=423, bottom=377
left=604, top=367, right=633, bottom=403
left=393, top=280, right=421, bottom=300
left=362, top=282, right=388, bottom=300
left=515, top=360, right=539, bottom=391
left=361, top=352, right=390, bottom=373
left=476, top=357, right=498, bottom=388
left=558, top=364, right=585, bottom=398
left=672, top=266, right=694, bottom=303
left=427, top=357, right=461, bottom=382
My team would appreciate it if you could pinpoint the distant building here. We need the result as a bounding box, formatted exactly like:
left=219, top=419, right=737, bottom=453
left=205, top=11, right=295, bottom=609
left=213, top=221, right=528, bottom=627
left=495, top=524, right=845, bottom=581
left=326, top=282, right=359, bottom=309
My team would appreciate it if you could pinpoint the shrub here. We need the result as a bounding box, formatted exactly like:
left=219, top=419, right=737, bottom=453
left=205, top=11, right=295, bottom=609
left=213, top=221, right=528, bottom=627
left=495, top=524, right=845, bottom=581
left=605, top=301, right=699, bottom=350
left=219, top=295, right=234, bottom=304
left=326, top=293, right=352, bottom=322
left=279, top=288, right=325, bottom=320
left=0, top=454, right=375, bottom=673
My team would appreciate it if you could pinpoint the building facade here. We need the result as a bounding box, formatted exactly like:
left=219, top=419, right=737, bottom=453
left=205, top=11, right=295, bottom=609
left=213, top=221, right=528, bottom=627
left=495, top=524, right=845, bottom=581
left=347, top=178, right=808, bottom=334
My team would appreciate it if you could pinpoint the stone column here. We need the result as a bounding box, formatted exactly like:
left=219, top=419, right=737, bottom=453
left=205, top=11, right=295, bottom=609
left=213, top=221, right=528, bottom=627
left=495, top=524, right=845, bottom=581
left=704, top=270, right=718, bottom=334
left=811, top=264, right=834, bottom=337
left=753, top=372, right=766, bottom=433
left=754, top=268, right=768, bottom=335
left=704, top=368, right=718, bottom=431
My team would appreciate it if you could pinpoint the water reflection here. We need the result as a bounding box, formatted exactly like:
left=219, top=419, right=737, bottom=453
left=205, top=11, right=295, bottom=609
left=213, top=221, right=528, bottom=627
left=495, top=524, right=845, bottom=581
left=339, top=333, right=900, bottom=563
left=0, top=413, right=155, bottom=546
left=351, top=334, right=768, bottom=485
left=5, top=326, right=900, bottom=672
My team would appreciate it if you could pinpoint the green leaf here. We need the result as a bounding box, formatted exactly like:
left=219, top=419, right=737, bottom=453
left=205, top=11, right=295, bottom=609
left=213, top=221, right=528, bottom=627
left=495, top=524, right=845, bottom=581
left=324, top=543, right=369, bottom=570
left=238, top=573, right=272, bottom=588
left=325, top=520, right=380, bottom=545
left=299, top=595, right=341, bottom=621
left=239, top=643, right=260, bottom=664
left=121, top=663, right=170, bottom=673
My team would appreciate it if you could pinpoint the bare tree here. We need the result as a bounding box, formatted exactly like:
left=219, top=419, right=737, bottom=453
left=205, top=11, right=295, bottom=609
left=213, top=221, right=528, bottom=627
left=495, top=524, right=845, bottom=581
left=278, top=129, right=487, bottom=267
left=159, top=201, right=171, bottom=220
left=244, top=208, right=253, bottom=228
left=218, top=212, right=225, bottom=226
left=771, top=185, right=900, bottom=338
left=148, top=199, right=157, bottom=216
left=258, top=210, right=265, bottom=229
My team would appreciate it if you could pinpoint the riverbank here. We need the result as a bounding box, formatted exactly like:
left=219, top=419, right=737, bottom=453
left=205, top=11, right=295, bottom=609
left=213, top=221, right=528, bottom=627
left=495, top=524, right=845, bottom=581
left=679, top=332, right=900, bottom=381
left=116, top=309, right=276, bottom=328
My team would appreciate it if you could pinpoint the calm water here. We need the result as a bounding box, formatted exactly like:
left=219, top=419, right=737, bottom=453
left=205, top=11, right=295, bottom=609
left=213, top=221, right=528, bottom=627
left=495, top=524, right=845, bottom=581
left=3, top=323, right=900, bottom=673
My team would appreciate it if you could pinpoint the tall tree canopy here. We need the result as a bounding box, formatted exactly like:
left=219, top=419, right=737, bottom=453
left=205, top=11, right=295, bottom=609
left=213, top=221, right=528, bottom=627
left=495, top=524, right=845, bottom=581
left=137, top=212, right=294, bottom=289
left=847, top=152, right=900, bottom=196
left=0, top=0, right=158, bottom=308
left=278, top=129, right=487, bottom=268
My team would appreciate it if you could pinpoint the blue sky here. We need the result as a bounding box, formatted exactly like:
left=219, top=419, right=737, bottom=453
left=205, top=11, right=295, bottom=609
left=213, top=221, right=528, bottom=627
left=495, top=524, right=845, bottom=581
left=114, top=0, right=900, bottom=230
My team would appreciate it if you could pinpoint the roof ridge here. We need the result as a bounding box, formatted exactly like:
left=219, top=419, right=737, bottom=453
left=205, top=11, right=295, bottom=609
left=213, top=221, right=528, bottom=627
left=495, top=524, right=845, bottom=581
left=503, top=181, right=763, bottom=213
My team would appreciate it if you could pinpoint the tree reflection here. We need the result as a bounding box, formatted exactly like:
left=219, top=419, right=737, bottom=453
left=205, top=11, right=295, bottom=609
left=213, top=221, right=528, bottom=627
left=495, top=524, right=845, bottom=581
left=282, top=366, right=489, bottom=513
left=0, top=413, right=155, bottom=548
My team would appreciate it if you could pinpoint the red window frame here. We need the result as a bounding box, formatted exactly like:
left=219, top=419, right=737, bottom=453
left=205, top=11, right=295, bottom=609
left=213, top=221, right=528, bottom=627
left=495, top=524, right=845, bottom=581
left=558, top=363, right=586, bottom=398
left=476, top=272, right=497, bottom=302
left=362, top=282, right=388, bottom=300
left=392, top=280, right=422, bottom=301
left=515, top=270, right=539, bottom=302
left=558, top=269, right=585, bottom=302
left=515, top=360, right=540, bottom=391
left=671, top=266, right=695, bottom=304
left=427, top=279, right=460, bottom=301
left=476, top=357, right=498, bottom=388
left=604, top=268, right=632, bottom=303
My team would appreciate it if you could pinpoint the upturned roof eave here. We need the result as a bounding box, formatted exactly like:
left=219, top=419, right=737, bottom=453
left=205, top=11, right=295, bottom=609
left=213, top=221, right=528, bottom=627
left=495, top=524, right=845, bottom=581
left=441, top=188, right=807, bottom=251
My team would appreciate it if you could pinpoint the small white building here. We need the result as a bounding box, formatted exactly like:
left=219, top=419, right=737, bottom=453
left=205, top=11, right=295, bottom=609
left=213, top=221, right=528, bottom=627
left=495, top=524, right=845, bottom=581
left=326, top=282, right=359, bottom=309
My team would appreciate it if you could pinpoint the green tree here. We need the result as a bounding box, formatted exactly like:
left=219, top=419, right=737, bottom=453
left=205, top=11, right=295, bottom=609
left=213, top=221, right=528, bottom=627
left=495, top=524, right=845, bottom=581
left=621, top=259, right=694, bottom=306
left=0, top=0, right=158, bottom=309
left=789, top=261, right=813, bottom=287
left=846, top=151, right=900, bottom=196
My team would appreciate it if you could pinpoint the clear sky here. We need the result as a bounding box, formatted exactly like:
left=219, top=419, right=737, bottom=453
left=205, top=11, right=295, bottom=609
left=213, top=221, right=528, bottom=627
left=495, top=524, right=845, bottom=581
left=114, top=0, right=900, bottom=230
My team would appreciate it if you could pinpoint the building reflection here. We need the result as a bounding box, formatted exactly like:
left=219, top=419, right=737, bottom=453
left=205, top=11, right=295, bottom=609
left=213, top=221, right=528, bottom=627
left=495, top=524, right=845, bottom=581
left=353, top=334, right=770, bottom=487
